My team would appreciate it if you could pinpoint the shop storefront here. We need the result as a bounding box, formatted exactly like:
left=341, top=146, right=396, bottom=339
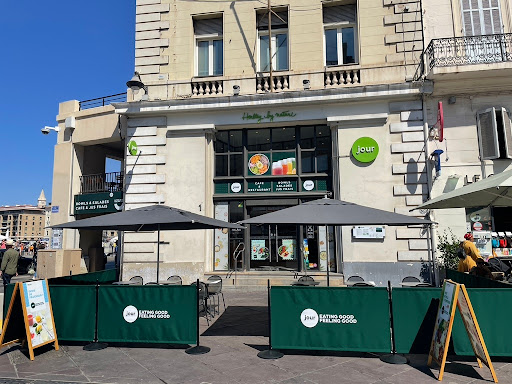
left=212, top=125, right=336, bottom=273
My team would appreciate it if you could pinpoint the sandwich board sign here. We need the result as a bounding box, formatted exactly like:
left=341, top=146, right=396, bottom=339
left=0, top=280, right=59, bottom=360
left=428, top=280, right=497, bottom=382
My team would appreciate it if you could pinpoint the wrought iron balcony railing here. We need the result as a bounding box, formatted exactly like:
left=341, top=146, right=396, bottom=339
left=80, top=172, right=124, bottom=194
left=79, top=93, right=127, bottom=110
left=425, top=33, right=512, bottom=71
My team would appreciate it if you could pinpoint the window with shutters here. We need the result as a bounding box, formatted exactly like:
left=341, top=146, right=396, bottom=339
left=323, top=3, right=358, bottom=66
left=477, top=107, right=512, bottom=160
left=194, top=16, right=223, bottom=77
left=461, top=0, right=503, bottom=36
left=257, top=8, right=289, bottom=72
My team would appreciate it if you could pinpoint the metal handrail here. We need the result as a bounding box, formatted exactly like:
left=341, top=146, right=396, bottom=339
left=424, top=33, right=512, bottom=70
left=79, top=172, right=124, bottom=194
left=79, top=93, right=127, bottom=110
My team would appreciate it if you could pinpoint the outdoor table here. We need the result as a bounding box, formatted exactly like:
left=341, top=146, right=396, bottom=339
left=399, top=281, right=432, bottom=287
left=292, top=281, right=320, bottom=287
left=157, top=281, right=181, bottom=285
left=112, top=281, right=139, bottom=285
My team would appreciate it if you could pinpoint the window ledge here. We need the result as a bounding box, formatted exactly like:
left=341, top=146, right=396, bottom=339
left=192, top=75, right=225, bottom=81
left=325, top=64, right=360, bottom=71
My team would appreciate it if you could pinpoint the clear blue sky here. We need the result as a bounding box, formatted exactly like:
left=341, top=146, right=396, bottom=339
left=0, top=1, right=135, bottom=206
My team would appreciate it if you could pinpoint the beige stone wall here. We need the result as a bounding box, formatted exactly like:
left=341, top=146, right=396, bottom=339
left=134, top=0, right=422, bottom=98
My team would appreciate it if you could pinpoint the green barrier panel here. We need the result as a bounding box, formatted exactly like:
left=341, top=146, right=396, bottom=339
left=452, top=288, right=512, bottom=356
left=270, top=286, right=391, bottom=352
left=48, top=268, right=118, bottom=286
left=97, top=285, right=197, bottom=344
left=3, top=283, right=16, bottom=319
left=446, top=269, right=512, bottom=288
left=392, top=287, right=441, bottom=354
left=48, top=285, right=96, bottom=342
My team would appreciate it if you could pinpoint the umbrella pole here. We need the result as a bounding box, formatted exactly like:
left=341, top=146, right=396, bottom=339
left=325, top=225, right=330, bottom=287
left=157, top=225, right=160, bottom=284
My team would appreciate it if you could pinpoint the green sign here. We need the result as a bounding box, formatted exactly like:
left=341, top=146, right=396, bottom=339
left=273, top=180, right=297, bottom=192
left=248, top=181, right=271, bottom=193
left=74, top=192, right=123, bottom=215
left=128, top=140, right=138, bottom=156
left=270, top=286, right=391, bottom=352
left=97, top=285, right=197, bottom=344
left=351, top=137, right=379, bottom=163
left=242, top=111, right=296, bottom=123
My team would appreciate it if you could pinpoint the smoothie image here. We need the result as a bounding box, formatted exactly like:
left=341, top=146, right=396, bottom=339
left=27, top=314, right=34, bottom=326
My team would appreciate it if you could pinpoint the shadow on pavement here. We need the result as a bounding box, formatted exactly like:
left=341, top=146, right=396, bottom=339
left=201, top=306, right=268, bottom=337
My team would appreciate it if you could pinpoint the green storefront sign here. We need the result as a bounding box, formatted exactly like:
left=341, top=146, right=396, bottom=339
left=273, top=180, right=297, bottom=192
left=248, top=181, right=272, bottom=193
left=351, top=137, right=379, bottom=163
left=74, top=192, right=123, bottom=215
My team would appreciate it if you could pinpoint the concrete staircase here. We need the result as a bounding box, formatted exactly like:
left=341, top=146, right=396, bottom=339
left=204, top=271, right=345, bottom=291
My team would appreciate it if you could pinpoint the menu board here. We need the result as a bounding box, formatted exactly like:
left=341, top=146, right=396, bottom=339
left=251, top=240, right=269, bottom=260
left=0, top=280, right=59, bottom=361
left=430, top=280, right=457, bottom=365
left=23, top=280, right=56, bottom=348
left=428, top=280, right=497, bottom=382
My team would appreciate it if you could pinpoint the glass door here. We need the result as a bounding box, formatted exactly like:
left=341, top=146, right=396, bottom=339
left=248, top=205, right=298, bottom=270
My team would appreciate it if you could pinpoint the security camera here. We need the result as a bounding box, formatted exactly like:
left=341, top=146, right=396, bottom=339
left=41, top=127, right=50, bottom=135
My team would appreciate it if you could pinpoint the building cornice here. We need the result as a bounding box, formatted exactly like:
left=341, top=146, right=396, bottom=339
left=114, top=82, right=432, bottom=116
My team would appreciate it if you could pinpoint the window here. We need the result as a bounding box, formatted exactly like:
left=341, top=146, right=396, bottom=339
left=323, top=4, right=357, bottom=66
left=257, top=9, right=289, bottom=71
left=194, top=16, right=223, bottom=77
left=300, top=125, right=332, bottom=173
left=477, top=107, right=512, bottom=160
left=461, top=0, right=502, bottom=36
left=215, top=130, right=243, bottom=177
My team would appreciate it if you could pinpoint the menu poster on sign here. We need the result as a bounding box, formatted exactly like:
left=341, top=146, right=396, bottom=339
left=428, top=280, right=497, bottom=382
left=251, top=240, right=269, bottom=260
left=0, top=280, right=59, bottom=361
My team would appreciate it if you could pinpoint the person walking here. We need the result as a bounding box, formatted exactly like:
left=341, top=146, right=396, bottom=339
left=461, top=233, right=483, bottom=262
left=0, top=239, right=19, bottom=286
left=0, top=239, right=6, bottom=249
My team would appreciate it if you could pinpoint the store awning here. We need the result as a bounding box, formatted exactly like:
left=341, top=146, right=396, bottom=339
left=413, top=169, right=512, bottom=210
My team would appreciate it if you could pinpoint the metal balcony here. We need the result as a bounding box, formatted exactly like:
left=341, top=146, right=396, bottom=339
left=79, top=172, right=124, bottom=194
left=425, top=34, right=512, bottom=70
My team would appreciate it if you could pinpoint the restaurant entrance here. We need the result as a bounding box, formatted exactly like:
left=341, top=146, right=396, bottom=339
left=248, top=205, right=298, bottom=271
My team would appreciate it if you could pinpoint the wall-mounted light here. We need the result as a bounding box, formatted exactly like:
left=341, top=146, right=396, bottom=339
left=233, top=85, right=240, bottom=96
left=126, top=72, right=148, bottom=100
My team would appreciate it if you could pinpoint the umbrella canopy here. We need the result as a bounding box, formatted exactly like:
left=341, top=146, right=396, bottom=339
left=51, top=204, right=244, bottom=231
left=414, top=169, right=512, bottom=210
left=240, top=198, right=433, bottom=226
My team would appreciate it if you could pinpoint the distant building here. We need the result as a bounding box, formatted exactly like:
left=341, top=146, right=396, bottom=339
left=0, top=190, right=48, bottom=241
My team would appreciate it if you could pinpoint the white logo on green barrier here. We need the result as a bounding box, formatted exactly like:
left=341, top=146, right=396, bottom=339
left=128, top=140, right=138, bottom=156
left=301, top=308, right=319, bottom=328
left=351, top=137, right=379, bottom=163
left=123, top=305, right=138, bottom=323
left=300, top=308, right=358, bottom=328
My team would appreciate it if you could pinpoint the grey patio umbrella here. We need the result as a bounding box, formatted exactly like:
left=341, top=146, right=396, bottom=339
left=52, top=204, right=244, bottom=282
left=241, top=198, right=433, bottom=285
left=413, top=169, right=512, bottom=210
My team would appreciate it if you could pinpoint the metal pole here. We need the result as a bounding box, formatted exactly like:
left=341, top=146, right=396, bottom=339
left=268, top=0, right=273, bottom=92
left=157, top=225, right=160, bottom=284
left=257, top=280, right=283, bottom=359
left=186, top=279, right=211, bottom=354
left=83, top=280, right=108, bottom=351
left=325, top=225, right=330, bottom=287
left=379, top=281, right=407, bottom=364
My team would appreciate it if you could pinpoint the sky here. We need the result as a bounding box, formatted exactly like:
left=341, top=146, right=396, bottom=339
left=0, top=1, right=135, bottom=206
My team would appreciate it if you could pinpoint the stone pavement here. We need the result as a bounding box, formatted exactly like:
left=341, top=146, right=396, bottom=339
left=0, top=290, right=511, bottom=384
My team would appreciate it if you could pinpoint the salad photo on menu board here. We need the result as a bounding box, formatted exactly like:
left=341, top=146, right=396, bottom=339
left=23, top=280, right=55, bottom=347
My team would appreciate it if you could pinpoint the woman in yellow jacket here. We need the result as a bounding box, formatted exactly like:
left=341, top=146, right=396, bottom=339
left=457, top=248, right=477, bottom=272
left=462, top=233, right=483, bottom=262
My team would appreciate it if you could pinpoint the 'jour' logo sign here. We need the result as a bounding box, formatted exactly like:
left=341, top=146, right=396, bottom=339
left=351, top=137, right=379, bottom=163
left=300, top=308, right=319, bottom=328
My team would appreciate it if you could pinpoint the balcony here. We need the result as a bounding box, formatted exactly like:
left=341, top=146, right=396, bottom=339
left=421, top=34, right=512, bottom=88
left=80, top=172, right=124, bottom=194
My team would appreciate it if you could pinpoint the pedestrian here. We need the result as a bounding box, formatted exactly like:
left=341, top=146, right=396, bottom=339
left=0, top=239, right=5, bottom=249
left=461, top=233, right=483, bottom=262
left=0, top=239, right=20, bottom=286
left=457, top=247, right=476, bottom=273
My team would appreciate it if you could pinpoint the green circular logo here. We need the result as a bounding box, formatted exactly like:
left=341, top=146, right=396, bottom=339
left=128, top=140, right=138, bottom=156
left=351, top=137, right=379, bottom=163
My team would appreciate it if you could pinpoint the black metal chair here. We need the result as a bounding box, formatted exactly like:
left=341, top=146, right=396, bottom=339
left=207, top=275, right=225, bottom=315
left=129, top=276, right=143, bottom=285
left=191, top=281, right=211, bottom=325
left=167, top=275, right=182, bottom=285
